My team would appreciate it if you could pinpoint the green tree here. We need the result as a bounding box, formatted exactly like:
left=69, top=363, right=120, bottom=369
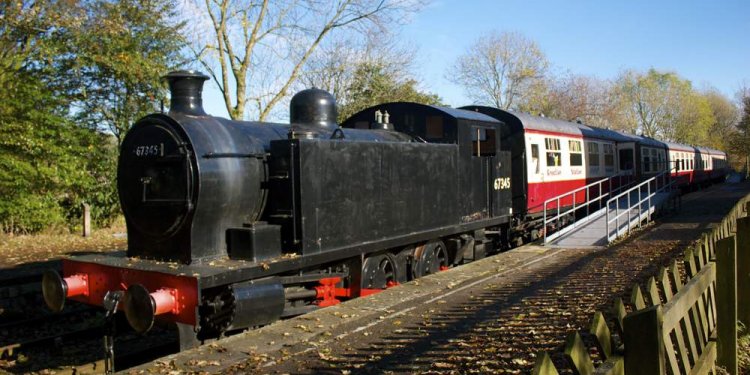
left=701, top=89, right=738, bottom=151
left=672, top=91, right=714, bottom=145
left=613, top=69, right=712, bottom=143
left=731, top=94, right=750, bottom=171
left=0, top=72, right=95, bottom=233
left=73, top=0, right=186, bottom=145
left=0, top=0, right=186, bottom=233
left=338, top=61, right=442, bottom=122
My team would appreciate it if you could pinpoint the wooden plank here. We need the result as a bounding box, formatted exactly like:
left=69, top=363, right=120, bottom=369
left=82, top=203, right=91, bottom=237
left=737, top=216, right=750, bottom=328
left=593, top=356, right=624, bottom=375
left=590, top=311, right=612, bottom=359
left=662, top=330, right=681, bottom=374
left=685, top=247, right=710, bottom=346
left=631, top=284, right=646, bottom=311
left=715, top=236, right=737, bottom=375
left=660, top=265, right=693, bottom=372
left=688, top=341, right=717, bottom=375
left=698, top=242, right=708, bottom=269
left=662, top=263, right=716, bottom=332
left=707, top=235, right=715, bottom=261
left=564, top=332, right=594, bottom=375
left=532, top=352, right=559, bottom=375
left=672, top=257, right=703, bottom=361
left=659, top=267, right=673, bottom=300
left=685, top=248, right=698, bottom=278
left=612, top=298, right=627, bottom=337
left=623, top=305, right=664, bottom=375
left=647, top=277, right=661, bottom=306
left=706, top=278, right=717, bottom=334
left=670, top=260, right=682, bottom=289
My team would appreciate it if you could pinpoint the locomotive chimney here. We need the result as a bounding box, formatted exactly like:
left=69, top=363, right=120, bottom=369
left=164, top=70, right=209, bottom=116
left=290, top=88, right=338, bottom=128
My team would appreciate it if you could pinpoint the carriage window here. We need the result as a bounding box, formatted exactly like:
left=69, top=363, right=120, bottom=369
left=569, top=140, right=582, bottom=166
left=603, top=144, right=614, bottom=170
left=650, top=149, right=657, bottom=172
left=531, top=144, right=540, bottom=174
left=659, top=151, right=665, bottom=171
left=472, top=127, right=496, bottom=156
left=587, top=142, right=600, bottom=167
left=545, top=138, right=561, bottom=167
left=619, top=149, right=634, bottom=170
left=426, top=116, right=444, bottom=139
left=643, top=148, right=651, bottom=173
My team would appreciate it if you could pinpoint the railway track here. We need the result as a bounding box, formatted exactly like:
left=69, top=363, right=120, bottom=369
left=0, top=310, right=180, bottom=373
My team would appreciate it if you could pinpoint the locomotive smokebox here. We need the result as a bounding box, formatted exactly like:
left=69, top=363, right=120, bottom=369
left=290, top=88, right=338, bottom=127
left=164, top=70, right=209, bottom=116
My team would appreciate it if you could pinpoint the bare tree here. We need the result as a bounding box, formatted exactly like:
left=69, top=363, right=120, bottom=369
left=299, top=33, right=417, bottom=104
left=518, top=74, right=620, bottom=127
left=186, top=0, right=422, bottom=121
left=447, top=31, right=548, bottom=110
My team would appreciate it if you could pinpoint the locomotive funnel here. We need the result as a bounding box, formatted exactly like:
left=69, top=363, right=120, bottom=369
left=290, top=88, right=338, bottom=128
left=164, top=70, right=209, bottom=116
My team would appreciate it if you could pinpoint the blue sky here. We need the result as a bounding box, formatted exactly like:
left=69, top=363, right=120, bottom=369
left=203, top=0, right=749, bottom=117
left=406, top=0, right=749, bottom=107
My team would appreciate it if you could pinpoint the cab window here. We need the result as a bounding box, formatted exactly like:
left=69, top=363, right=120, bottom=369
left=472, top=127, right=496, bottom=156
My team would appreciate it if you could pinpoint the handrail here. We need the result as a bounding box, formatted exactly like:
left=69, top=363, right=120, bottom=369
left=543, top=171, right=635, bottom=244
left=605, top=166, right=679, bottom=242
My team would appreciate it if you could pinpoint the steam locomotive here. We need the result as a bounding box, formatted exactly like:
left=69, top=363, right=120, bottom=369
left=42, top=70, right=514, bottom=348
left=42, top=70, right=728, bottom=349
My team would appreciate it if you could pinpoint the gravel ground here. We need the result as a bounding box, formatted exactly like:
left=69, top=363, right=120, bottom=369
left=0, top=219, right=126, bottom=269
left=212, top=181, right=750, bottom=374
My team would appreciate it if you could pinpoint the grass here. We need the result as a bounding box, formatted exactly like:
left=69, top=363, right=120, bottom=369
left=740, top=323, right=750, bottom=374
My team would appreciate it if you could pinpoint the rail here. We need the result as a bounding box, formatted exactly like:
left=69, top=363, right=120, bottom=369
left=605, top=167, right=679, bottom=243
left=543, top=171, right=633, bottom=244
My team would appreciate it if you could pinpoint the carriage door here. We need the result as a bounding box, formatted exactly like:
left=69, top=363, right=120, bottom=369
left=472, top=126, right=498, bottom=216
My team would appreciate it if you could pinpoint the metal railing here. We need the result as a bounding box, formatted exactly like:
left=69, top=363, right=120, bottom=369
left=543, top=171, right=634, bottom=244
left=605, top=167, right=679, bottom=243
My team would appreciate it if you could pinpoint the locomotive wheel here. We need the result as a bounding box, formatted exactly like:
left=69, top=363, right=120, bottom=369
left=412, top=240, right=448, bottom=278
left=362, top=253, right=399, bottom=289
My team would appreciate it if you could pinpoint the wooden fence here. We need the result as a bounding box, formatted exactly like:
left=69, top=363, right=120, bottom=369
left=533, top=194, right=750, bottom=375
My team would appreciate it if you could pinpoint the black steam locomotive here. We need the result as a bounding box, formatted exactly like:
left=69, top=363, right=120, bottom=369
left=42, top=70, right=514, bottom=348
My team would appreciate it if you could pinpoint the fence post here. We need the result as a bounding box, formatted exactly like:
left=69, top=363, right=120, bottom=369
left=738, top=216, right=750, bottom=329
left=82, top=203, right=91, bottom=238
left=623, top=305, right=664, bottom=375
left=716, top=236, right=737, bottom=375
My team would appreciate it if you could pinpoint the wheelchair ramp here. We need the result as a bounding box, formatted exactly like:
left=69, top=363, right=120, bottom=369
left=548, top=191, right=673, bottom=247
